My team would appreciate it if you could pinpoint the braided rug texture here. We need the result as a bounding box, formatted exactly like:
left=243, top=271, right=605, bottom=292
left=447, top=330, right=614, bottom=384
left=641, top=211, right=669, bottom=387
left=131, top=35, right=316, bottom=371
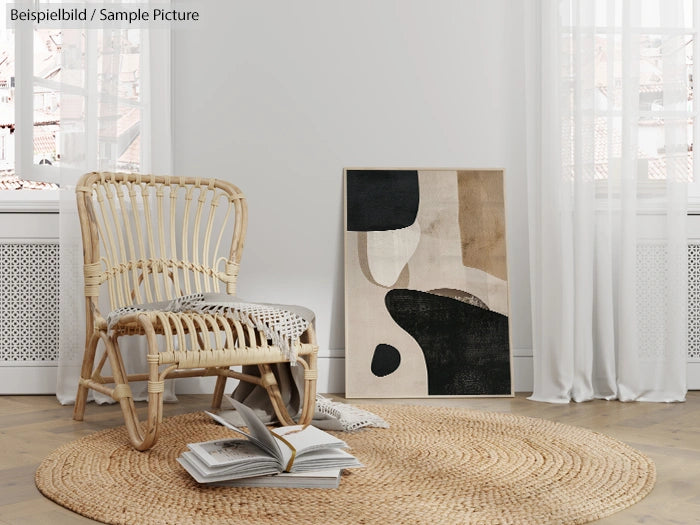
left=35, top=404, right=655, bottom=525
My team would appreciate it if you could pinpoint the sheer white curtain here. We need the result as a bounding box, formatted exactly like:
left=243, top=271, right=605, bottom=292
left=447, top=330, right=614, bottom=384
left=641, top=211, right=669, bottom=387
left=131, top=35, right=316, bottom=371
left=56, top=18, right=173, bottom=404
left=525, top=0, right=691, bottom=403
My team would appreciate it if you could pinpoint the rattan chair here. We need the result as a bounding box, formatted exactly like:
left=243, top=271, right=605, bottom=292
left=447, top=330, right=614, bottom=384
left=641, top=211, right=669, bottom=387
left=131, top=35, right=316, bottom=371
left=73, top=172, right=318, bottom=450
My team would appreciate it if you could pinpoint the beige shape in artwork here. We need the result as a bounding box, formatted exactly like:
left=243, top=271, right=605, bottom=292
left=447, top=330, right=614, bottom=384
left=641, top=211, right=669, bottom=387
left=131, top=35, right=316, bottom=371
left=365, top=222, right=421, bottom=288
left=345, top=231, right=428, bottom=398
left=356, top=232, right=411, bottom=289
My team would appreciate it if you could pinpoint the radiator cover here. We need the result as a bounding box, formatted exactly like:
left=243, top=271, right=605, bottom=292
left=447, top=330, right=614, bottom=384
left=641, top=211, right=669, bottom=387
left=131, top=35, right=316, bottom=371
left=688, top=244, right=700, bottom=361
left=0, top=242, right=60, bottom=365
left=0, top=241, right=698, bottom=372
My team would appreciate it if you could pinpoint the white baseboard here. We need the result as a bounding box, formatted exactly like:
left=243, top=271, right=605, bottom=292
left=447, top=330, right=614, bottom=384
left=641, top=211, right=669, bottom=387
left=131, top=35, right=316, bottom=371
left=0, top=355, right=535, bottom=396
left=512, top=355, right=534, bottom=393
left=0, top=366, right=58, bottom=394
left=688, top=361, right=700, bottom=389
left=7, top=355, right=697, bottom=396
left=511, top=357, right=700, bottom=392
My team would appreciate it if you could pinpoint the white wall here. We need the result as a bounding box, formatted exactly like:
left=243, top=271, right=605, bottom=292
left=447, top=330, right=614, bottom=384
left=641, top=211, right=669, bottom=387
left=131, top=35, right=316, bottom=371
left=172, top=0, right=533, bottom=392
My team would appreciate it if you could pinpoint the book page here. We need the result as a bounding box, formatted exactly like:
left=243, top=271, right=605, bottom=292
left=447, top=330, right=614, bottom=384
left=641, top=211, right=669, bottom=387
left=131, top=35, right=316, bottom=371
left=189, top=439, right=270, bottom=467
left=271, top=424, right=348, bottom=456
left=227, top=400, right=284, bottom=462
left=205, top=408, right=281, bottom=461
left=275, top=446, right=363, bottom=473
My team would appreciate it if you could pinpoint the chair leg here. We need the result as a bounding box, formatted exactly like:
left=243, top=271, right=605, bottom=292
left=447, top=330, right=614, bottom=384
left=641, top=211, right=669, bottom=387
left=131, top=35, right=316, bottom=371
left=73, top=332, right=100, bottom=422
left=211, top=370, right=228, bottom=409
left=297, top=352, right=318, bottom=427
left=258, top=363, right=296, bottom=425
left=297, top=325, right=319, bottom=426
left=106, top=334, right=161, bottom=451
left=257, top=326, right=319, bottom=427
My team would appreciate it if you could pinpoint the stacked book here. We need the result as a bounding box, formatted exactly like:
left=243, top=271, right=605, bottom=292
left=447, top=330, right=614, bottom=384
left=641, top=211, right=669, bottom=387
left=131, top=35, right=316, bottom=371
left=177, top=399, right=363, bottom=489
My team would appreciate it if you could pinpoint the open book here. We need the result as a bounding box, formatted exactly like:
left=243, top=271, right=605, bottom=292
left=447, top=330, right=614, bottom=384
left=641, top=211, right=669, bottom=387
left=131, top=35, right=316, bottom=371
left=177, top=399, right=362, bottom=486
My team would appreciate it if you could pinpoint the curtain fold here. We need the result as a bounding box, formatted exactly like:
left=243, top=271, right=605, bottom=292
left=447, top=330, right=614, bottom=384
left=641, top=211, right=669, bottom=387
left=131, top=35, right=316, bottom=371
left=56, top=11, right=173, bottom=405
left=526, top=0, right=690, bottom=403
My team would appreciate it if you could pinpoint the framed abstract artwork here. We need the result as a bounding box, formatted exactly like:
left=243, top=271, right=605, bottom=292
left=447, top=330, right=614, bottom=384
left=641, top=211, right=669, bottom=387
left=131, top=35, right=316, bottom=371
left=344, top=168, right=513, bottom=398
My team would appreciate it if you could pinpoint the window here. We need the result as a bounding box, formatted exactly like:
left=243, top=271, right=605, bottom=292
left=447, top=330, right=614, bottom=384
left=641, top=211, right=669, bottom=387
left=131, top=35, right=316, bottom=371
left=0, top=5, right=142, bottom=192
left=560, top=0, right=698, bottom=195
left=1, top=15, right=59, bottom=189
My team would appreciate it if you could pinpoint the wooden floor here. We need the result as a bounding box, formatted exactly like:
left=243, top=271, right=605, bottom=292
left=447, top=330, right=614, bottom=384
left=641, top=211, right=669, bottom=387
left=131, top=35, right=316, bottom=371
left=1, top=392, right=699, bottom=525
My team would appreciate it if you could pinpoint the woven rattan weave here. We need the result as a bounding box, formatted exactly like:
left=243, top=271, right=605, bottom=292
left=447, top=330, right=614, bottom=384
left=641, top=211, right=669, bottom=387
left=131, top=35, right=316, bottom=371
left=36, top=403, right=655, bottom=525
left=73, top=172, right=318, bottom=450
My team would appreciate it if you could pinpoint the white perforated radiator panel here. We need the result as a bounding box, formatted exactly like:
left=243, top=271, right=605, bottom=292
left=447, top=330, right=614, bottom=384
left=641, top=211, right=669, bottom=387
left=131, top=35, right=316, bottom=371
left=0, top=241, right=698, bottom=377
left=688, top=244, right=700, bottom=361
left=0, top=242, right=60, bottom=365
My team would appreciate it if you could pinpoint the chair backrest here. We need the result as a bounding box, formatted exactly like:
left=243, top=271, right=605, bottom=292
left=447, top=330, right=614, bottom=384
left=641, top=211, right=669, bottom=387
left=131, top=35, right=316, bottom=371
left=76, top=172, right=247, bottom=313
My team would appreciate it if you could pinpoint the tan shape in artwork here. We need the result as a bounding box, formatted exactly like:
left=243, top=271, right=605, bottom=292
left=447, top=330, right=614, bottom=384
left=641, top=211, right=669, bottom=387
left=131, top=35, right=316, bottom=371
left=394, top=263, right=410, bottom=289
left=457, top=170, right=507, bottom=281
left=428, top=288, right=489, bottom=310
left=365, top=222, right=421, bottom=288
left=406, top=170, right=508, bottom=316
left=356, top=231, right=380, bottom=287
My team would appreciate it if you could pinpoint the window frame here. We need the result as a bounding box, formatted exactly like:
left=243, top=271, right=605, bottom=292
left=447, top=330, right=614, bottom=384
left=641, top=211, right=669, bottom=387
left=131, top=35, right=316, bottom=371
left=690, top=0, right=700, bottom=208
left=14, top=20, right=61, bottom=187
left=1, top=7, right=60, bottom=209
left=0, top=12, right=58, bottom=210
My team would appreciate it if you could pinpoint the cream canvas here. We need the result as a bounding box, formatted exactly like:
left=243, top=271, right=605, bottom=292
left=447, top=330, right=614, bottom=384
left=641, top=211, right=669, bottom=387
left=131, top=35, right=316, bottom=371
left=344, top=168, right=512, bottom=397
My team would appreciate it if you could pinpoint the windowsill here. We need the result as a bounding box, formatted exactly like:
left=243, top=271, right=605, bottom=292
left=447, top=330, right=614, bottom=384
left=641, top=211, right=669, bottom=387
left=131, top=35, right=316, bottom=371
left=594, top=181, right=700, bottom=214
left=0, top=189, right=698, bottom=215
left=689, top=196, right=700, bottom=215
left=0, top=190, right=60, bottom=212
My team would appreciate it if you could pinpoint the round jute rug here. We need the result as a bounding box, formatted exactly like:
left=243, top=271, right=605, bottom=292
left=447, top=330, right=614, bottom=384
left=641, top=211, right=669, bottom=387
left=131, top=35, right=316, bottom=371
left=35, top=404, right=654, bottom=525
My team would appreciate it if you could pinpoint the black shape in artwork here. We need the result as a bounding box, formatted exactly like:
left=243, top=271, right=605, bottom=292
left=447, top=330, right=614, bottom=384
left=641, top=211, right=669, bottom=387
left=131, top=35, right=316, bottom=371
left=346, top=170, right=420, bottom=231
left=385, top=289, right=511, bottom=396
left=371, top=344, right=401, bottom=377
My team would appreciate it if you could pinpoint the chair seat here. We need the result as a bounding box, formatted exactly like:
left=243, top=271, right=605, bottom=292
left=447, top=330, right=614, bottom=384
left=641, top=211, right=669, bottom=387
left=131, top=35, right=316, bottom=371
left=110, top=304, right=312, bottom=352
left=110, top=310, right=316, bottom=368
left=158, top=343, right=318, bottom=369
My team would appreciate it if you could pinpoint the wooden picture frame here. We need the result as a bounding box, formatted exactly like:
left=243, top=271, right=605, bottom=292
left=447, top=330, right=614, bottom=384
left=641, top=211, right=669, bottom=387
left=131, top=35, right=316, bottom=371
left=344, top=168, right=513, bottom=398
